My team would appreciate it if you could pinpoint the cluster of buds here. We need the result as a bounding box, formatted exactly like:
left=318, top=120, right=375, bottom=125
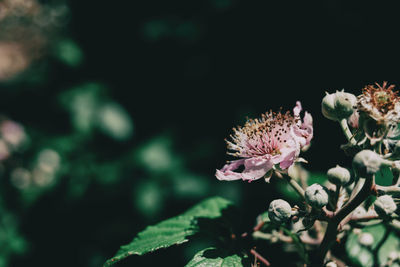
left=216, top=82, right=400, bottom=266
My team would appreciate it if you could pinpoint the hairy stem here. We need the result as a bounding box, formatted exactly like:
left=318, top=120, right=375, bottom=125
left=339, top=119, right=357, bottom=145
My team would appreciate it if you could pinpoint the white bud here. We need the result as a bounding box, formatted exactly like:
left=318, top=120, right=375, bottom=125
left=353, top=150, right=391, bottom=178
left=321, top=91, right=356, bottom=121
left=268, top=199, right=292, bottom=224
left=327, top=165, right=351, bottom=185
left=388, top=251, right=399, bottom=261
left=334, top=91, right=357, bottom=120
left=358, top=232, right=374, bottom=247
left=305, top=184, right=329, bottom=209
left=325, top=261, right=337, bottom=267
left=353, top=206, right=367, bottom=217
left=374, top=195, right=397, bottom=216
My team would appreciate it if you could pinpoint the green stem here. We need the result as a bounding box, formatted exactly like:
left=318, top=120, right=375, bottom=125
left=284, top=175, right=305, bottom=200
left=339, top=119, right=357, bottom=145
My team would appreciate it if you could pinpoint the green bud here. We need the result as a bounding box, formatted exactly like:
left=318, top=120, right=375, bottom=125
left=374, top=195, right=397, bottom=216
left=268, top=199, right=292, bottom=224
left=305, top=183, right=329, bottom=209
left=321, top=91, right=356, bottom=121
left=352, top=150, right=391, bottom=178
left=327, top=165, right=351, bottom=185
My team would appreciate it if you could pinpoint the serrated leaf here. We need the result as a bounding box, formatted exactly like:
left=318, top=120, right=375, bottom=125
left=186, top=248, right=243, bottom=267
left=104, top=216, right=195, bottom=266
left=104, top=196, right=234, bottom=266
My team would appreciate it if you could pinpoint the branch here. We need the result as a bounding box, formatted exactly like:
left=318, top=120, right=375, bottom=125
left=250, top=248, right=271, bottom=266
left=311, top=177, right=374, bottom=266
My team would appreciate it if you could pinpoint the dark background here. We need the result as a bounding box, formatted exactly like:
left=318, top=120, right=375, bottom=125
left=1, top=0, right=400, bottom=266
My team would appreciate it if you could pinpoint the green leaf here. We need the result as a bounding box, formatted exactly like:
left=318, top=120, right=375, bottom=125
left=104, top=197, right=234, bottom=266
left=186, top=248, right=243, bottom=267
left=104, top=216, right=195, bottom=266
left=375, top=166, right=393, bottom=186
left=184, top=196, right=232, bottom=218
left=346, top=224, right=400, bottom=267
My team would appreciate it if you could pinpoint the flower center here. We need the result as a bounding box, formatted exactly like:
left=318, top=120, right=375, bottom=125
left=363, top=82, right=399, bottom=114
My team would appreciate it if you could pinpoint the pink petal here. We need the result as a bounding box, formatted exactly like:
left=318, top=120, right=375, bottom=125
left=221, top=159, right=246, bottom=172
left=241, top=157, right=273, bottom=181
left=293, top=101, right=302, bottom=118
left=215, top=169, right=243, bottom=181
left=279, top=149, right=297, bottom=169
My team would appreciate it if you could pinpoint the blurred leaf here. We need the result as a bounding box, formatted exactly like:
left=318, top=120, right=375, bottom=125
left=95, top=102, right=133, bottom=141
left=375, top=166, right=393, bottom=186
left=133, top=180, right=163, bottom=218
left=59, top=82, right=106, bottom=134
left=307, top=172, right=328, bottom=185
left=185, top=248, right=243, bottom=267
left=135, top=135, right=182, bottom=174
left=104, top=197, right=234, bottom=266
left=54, top=39, right=84, bottom=67
left=346, top=224, right=400, bottom=267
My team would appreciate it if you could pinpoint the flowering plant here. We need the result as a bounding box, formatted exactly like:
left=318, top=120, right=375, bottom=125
left=105, top=82, right=400, bottom=267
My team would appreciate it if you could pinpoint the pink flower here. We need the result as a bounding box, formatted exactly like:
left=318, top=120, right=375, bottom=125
left=216, top=101, right=313, bottom=182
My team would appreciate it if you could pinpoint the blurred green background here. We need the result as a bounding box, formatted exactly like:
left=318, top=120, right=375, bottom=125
left=0, top=0, right=400, bottom=266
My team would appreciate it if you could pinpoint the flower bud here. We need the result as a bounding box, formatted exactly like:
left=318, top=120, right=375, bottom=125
left=374, top=195, right=397, bottom=216
left=358, top=232, right=374, bottom=247
left=334, top=91, right=357, bottom=120
left=305, top=183, right=329, bottom=209
left=327, top=165, right=351, bottom=185
left=325, top=261, right=337, bottom=267
left=268, top=199, right=292, bottom=224
left=352, top=150, right=391, bottom=178
left=321, top=91, right=356, bottom=121
left=353, top=206, right=367, bottom=217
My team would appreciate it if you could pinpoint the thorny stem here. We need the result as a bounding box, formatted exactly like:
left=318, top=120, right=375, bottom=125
left=311, top=177, right=374, bottom=266
left=339, top=119, right=357, bottom=145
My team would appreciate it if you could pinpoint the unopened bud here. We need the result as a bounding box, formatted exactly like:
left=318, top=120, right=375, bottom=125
left=353, top=206, right=367, bottom=217
left=327, top=165, right=351, bottom=185
left=352, top=150, right=391, bottom=178
left=321, top=91, right=356, bottom=121
left=268, top=199, right=292, bottom=224
left=358, top=232, right=374, bottom=247
left=325, top=261, right=337, bottom=267
left=305, top=184, right=329, bottom=209
left=374, top=195, right=397, bottom=216
left=334, top=91, right=357, bottom=120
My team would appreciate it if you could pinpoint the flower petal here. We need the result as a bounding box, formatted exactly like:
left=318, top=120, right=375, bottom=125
left=293, top=101, right=302, bottom=118
left=215, top=169, right=243, bottom=181
left=278, top=147, right=297, bottom=169
left=241, top=157, right=273, bottom=181
left=220, top=159, right=246, bottom=172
